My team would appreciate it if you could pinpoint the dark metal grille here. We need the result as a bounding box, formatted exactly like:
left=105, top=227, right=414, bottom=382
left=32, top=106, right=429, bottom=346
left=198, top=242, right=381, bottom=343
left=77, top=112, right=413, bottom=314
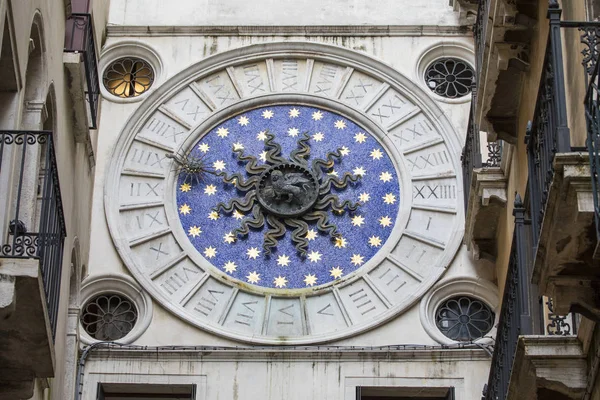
left=436, top=296, right=494, bottom=341
left=461, top=93, right=481, bottom=212
left=482, top=196, right=534, bottom=400
left=102, top=57, right=154, bottom=98
left=0, top=130, right=67, bottom=340
left=65, top=13, right=100, bottom=129
left=81, top=294, right=137, bottom=340
left=474, top=0, right=491, bottom=84
left=425, top=58, right=474, bottom=98
left=526, top=7, right=572, bottom=253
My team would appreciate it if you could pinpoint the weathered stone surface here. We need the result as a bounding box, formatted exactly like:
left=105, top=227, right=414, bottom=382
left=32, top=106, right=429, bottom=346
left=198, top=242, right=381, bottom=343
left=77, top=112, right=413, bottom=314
left=0, top=259, right=55, bottom=383
left=464, top=167, right=507, bottom=261
left=532, top=153, right=599, bottom=319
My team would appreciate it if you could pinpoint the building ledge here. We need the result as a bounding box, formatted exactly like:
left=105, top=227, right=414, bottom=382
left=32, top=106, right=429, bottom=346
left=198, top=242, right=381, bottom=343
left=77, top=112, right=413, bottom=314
left=464, top=167, right=507, bottom=261
left=532, top=153, right=599, bottom=319
left=0, top=258, right=55, bottom=386
left=507, top=335, right=586, bottom=399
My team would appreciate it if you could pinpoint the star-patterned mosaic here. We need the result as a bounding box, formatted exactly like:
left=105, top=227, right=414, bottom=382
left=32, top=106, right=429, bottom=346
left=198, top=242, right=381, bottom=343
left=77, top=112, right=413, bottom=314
left=176, top=105, right=400, bottom=289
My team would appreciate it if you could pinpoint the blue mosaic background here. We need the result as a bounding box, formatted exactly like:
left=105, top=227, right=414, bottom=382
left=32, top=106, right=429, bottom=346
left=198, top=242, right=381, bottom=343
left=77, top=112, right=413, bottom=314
left=176, top=105, right=400, bottom=289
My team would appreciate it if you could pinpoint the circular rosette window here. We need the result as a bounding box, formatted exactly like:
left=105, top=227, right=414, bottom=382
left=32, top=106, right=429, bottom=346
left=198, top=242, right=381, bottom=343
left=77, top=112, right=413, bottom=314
left=174, top=105, right=400, bottom=290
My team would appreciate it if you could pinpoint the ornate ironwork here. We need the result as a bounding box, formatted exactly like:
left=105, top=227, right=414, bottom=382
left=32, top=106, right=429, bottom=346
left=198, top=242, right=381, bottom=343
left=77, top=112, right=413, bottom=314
left=435, top=296, right=494, bottom=341
left=526, top=6, right=571, bottom=253
left=474, top=0, right=491, bottom=84
left=483, top=195, right=534, bottom=400
left=0, top=130, right=67, bottom=341
left=210, top=132, right=360, bottom=257
left=586, top=46, right=600, bottom=250
left=425, top=58, right=474, bottom=98
left=485, top=141, right=503, bottom=167
left=103, top=57, right=154, bottom=98
left=81, top=294, right=138, bottom=341
left=166, top=149, right=215, bottom=185
left=545, top=297, right=577, bottom=336
left=65, top=13, right=100, bottom=129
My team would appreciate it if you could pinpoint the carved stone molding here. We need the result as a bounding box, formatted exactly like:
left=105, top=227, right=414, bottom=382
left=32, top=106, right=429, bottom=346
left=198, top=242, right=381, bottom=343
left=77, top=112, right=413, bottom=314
left=507, top=336, right=586, bottom=399
left=464, top=167, right=507, bottom=261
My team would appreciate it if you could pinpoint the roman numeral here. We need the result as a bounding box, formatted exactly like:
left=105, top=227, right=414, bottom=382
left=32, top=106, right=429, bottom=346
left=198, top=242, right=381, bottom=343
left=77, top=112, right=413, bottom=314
left=406, top=151, right=450, bottom=171
left=378, top=268, right=406, bottom=293
left=130, top=148, right=166, bottom=167
left=277, top=304, right=295, bottom=325
left=394, top=120, right=433, bottom=144
left=243, top=65, right=265, bottom=93
left=413, top=184, right=456, bottom=199
left=193, top=289, right=224, bottom=316
left=235, top=300, right=259, bottom=326
left=349, top=288, right=376, bottom=315
left=205, top=75, right=235, bottom=104
left=161, top=266, right=199, bottom=295
left=281, top=60, right=298, bottom=91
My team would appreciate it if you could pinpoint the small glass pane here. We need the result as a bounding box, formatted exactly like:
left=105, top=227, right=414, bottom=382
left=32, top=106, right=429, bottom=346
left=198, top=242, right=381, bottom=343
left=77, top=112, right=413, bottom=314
left=103, top=57, right=154, bottom=98
left=81, top=293, right=138, bottom=340
left=425, top=58, right=474, bottom=99
left=435, top=296, right=494, bottom=341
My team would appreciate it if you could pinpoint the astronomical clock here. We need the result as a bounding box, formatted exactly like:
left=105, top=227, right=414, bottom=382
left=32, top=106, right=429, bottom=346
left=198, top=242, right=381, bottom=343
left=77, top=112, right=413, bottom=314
left=105, top=43, right=464, bottom=344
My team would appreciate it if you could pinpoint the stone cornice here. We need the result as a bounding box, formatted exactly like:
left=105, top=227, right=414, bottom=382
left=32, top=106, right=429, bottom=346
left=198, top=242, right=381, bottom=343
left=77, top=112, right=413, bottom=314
left=106, top=25, right=472, bottom=37
left=86, top=346, right=490, bottom=363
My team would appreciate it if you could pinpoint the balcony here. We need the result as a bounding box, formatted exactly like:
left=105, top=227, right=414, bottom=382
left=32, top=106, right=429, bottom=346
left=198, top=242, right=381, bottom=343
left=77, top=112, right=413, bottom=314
left=525, top=10, right=600, bottom=321
left=463, top=94, right=508, bottom=261
left=0, top=131, right=66, bottom=398
left=482, top=197, right=586, bottom=400
left=64, top=12, right=99, bottom=137
left=471, top=0, right=537, bottom=144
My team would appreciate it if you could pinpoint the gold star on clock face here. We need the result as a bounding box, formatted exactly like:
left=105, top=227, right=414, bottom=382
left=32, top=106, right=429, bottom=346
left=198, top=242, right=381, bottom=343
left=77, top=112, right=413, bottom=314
left=312, top=132, right=324, bottom=142
left=238, top=116, right=250, bottom=126
left=304, top=274, right=317, bottom=286
left=383, top=193, right=396, bottom=204
left=204, top=246, right=217, bottom=259
left=262, top=109, right=274, bottom=119
left=353, top=166, right=366, bottom=176
left=359, top=192, right=370, bottom=203
left=379, top=171, right=393, bottom=182
left=217, top=127, right=229, bottom=138
left=204, top=184, right=217, bottom=195
left=379, top=216, right=392, bottom=227
left=354, top=132, right=367, bottom=143
left=312, top=111, right=323, bottom=120
left=213, top=160, right=226, bottom=171
left=246, top=247, right=261, bottom=260
left=223, top=232, right=236, bottom=244
left=370, top=148, right=383, bottom=160
left=223, top=261, right=237, bottom=273
left=327, top=170, right=338, bottom=177
left=259, top=151, right=268, bottom=162
left=256, top=131, right=268, bottom=141
left=368, top=236, right=382, bottom=247
left=208, top=211, right=219, bottom=220
left=340, top=146, right=350, bottom=156
left=334, top=237, right=347, bottom=248
left=288, top=127, right=299, bottom=137
left=334, top=120, right=346, bottom=129
left=246, top=271, right=260, bottom=283
left=277, top=254, right=290, bottom=267
left=232, top=210, right=244, bottom=220
left=188, top=226, right=202, bottom=237
left=330, top=266, right=343, bottom=279
left=289, top=108, right=300, bottom=118
left=351, top=254, right=364, bottom=266
left=179, top=204, right=191, bottom=215
left=274, top=275, right=288, bottom=288
left=180, top=183, right=192, bottom=192
left=305, top=229, right=318, bottom=241
left=198, top=143, right=210, bottom=153
left=233, top=142, right=244, bottom=151
left=307, top=250, right=322, bottom=263
left=351, top=215, right=365, bottom=227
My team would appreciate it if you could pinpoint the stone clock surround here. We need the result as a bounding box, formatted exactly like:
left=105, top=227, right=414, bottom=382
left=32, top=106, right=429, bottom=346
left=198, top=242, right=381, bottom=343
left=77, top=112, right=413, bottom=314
left=104, top=42, right=465, bottom=344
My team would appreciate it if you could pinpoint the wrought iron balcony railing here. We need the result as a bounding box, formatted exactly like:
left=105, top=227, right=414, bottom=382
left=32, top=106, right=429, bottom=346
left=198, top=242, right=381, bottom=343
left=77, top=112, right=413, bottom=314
left=585, top=29, right=600, bottom=251
left=65, top=13, right=99, bottom=129
left=482, top=195, right=535, bottom=400
left=474, top=0, right=491, bottom=85
left=0, top=131, right=67, bottom=340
